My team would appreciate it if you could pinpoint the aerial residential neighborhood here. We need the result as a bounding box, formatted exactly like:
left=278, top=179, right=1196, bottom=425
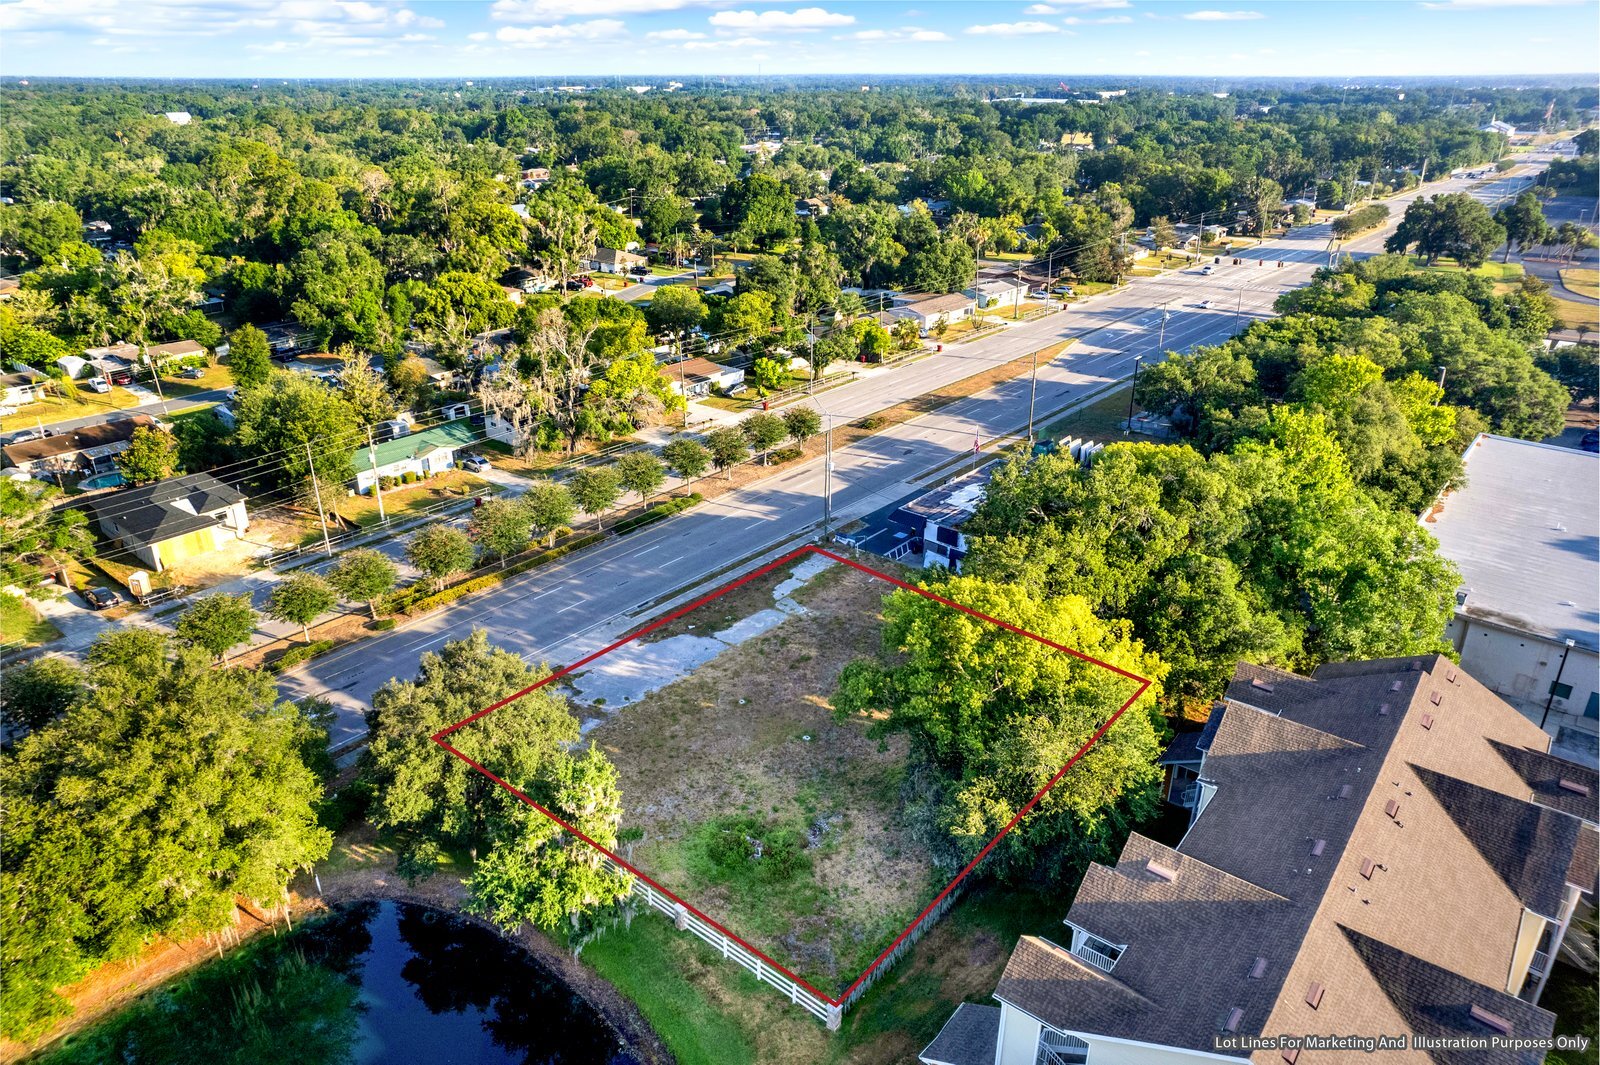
left=0, top=2, right=1597, bottom=1064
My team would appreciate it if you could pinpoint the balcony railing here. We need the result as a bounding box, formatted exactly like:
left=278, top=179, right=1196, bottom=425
left=1529, top=949, right=1551, bottom=978
left=1072, top=943, right=1119, bottom=972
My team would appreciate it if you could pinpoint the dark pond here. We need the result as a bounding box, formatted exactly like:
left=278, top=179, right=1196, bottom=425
left=42, top=901, right=641, bottom=1065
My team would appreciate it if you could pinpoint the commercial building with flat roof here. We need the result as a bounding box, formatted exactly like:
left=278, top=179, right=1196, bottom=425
left=1423, top=434, right=1598, bottom=758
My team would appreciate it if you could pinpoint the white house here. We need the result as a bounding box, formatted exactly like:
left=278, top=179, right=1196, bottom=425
left=1424, top=434, right=1599, bottom=758
left=584, top=247, right=647, bottom=274
left=887, top=293, right=976, bottom=332
left=0, top=367, right=50, bottom=406
left=966, top=278, right=1028, bottom=311
left=352, top=419, right=477, bottom=494
left=662, top=356, right=745, bottom=399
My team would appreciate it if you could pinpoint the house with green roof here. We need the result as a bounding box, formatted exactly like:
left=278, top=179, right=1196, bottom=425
left=353, top=419, right=479, bottom=494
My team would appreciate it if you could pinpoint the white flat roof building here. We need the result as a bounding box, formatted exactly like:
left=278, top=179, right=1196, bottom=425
left=1424, top=434, right=1599, bottom=760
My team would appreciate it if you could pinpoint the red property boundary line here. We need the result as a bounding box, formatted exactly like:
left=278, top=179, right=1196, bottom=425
left=433, top=544, right=1151, bottom=1009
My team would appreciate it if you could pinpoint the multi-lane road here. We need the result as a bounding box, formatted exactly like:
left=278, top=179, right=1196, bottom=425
left=281, top=162, right=1551, bottom=747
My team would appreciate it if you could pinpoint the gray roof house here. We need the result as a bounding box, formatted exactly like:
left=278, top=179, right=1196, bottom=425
left=90, top=472, right=249, bottom=573
left=923, top=655, right=1597, bottom=1065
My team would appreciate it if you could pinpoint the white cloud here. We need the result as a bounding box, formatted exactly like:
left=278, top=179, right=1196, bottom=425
left=841, top=25, right=949, bottom=41
left=496, top=18, right=627, bottom=46
left=0, top=0, right=441, bottom=42
left=468, top=30, right=490, bottom=40
left=1062, top=13, right=1133, bottom=22
left=1134, top=48, right=1151, bottom=55
left=1421, top=0, right=1582, bottom=7
left=683, top=34, right=770, bottom=49
left=1183, top=10, right=1265, bottom=20
left=647, top=27, right=706, bottom=39
left=966, top=20, right=1061, bottom=35
left=709, top=7, right=855, bottom=30
left=1032, top=0, right=1130, bottom=8
left=490, top=0, right=693, bottom=22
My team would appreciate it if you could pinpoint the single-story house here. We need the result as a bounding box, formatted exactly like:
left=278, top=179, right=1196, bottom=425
left=583, top=247, right=647, bottom=274
left=90, top=472, right=249, bottom=574
left=887, top=292, right=977, bottom=332
left=1, top=367, right=50, bottom=406
left=353, top=418, right=478, bottom=494
left=703, top=281, right=736, bottom=297
left=145, top=339, right=206, bottom=368
left=2, top=414, right=160, bottom=478
left=1015, top=222, right=1048, bottom=244
left=795, top=197, right=830, bottom=219
left=965, top=278, right=1028, bottom=311
left=662, top=356, right=745, bottom=399
left=521, top=167, right=551, bottom=187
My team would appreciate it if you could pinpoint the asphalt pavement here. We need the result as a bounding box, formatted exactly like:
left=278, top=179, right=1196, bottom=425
left=280, top=162, right=1551, bottom=747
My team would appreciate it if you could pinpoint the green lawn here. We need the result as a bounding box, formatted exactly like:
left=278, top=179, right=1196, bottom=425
left=1560, top=268, right=1599, bottom=303
left=575, top=883, right=1062, bottom=1065
left=1409, top=255, right=1525, bottom=282
left=0, top=592, right=62, bottom=649
left=0, top=359, right=231, bottom=432
left=1042, top=384, right=1141, bottom=443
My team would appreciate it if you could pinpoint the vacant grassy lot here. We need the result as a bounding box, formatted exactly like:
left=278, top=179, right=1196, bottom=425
left=583, top=559, right=933, bottom=993
left=0, top=592, right=62, bottom=648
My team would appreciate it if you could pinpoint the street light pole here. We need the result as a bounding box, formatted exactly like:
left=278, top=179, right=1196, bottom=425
left=1235, top=288, right=1243, bottom=327
left=822, top=415, right=833, bottom=540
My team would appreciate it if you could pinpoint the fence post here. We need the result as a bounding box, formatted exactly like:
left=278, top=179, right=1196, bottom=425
left=826, top=1004, right=842, bottom=1032
left=673, top=902, right=689, bottom=931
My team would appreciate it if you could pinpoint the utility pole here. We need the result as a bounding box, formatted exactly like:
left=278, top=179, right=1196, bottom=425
left=1235, top=288, right=1243, bottom=327
left=141, top=343, right=165, bottom=402
left=675, top=332, right=688, bottom=427
left=1125, top=354, right=1143, bottom=434
left=305, top=441, right=333, bottom=557
left=367, top=426, right=386, bottom=523
left=1026, top=346, right=1040, bottom=450
left=1013, top=264, right=1023, bottom=320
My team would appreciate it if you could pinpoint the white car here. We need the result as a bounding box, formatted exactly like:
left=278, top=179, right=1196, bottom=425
left=1198, top=300, right=1213, bottom=309
left=1200, top=265, right=1216, bottom=276
left=85, top=377, right=112, bottom=393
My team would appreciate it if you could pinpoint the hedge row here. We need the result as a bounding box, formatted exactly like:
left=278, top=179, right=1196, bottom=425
left=273, top=639, right=336, bottom=674
left=1331, top=203, right=1390, bottom=239
left=614, top=493, right=703, bottom=535
left=397, top=533, right=606, bottom=616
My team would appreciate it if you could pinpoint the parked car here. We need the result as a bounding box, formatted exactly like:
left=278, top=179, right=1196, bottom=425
left=461, top=455, right=491, bottom=473
left=1051, top=284, right=1074, bottom=296
left=177, top=366, right=204, bottom=380
left=84, top=587, right=123, bottom=610
left=629, top=263, right=650, bottom=276
left=6, top=428, right=45, bottom=445
left=1029, top=289, right=1052, bottom=300
left=85, top=377, right=112, bottom=393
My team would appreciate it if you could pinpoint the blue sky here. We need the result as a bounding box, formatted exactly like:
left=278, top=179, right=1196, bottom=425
left=1, top=0, right=1595, bottom=79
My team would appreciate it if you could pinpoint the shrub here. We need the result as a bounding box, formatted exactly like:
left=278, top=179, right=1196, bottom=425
left=402, top=471, right=418, bottom=485
left=371, top=617, right=396, bottom=631
left=696, top=815, right=808, bottom=886
left=397, top=533, right=606, bottom=615
left=272, top=639, right=335, bottom=674
left=379, top=475, right=397, bottom=490
left=769, top=446, right=802, bottom=465
left=614, top=493, right=702, bottom=535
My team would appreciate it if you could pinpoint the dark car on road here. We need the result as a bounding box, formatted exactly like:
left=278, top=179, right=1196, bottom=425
left=84, top=587, right=123, bottom=610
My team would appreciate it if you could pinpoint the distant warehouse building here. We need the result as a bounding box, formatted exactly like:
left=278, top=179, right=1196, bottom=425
left=1424, top=434, right=1598, bottom=760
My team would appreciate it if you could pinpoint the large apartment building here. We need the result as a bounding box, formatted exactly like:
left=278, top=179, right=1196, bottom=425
left=922, top=655, right=1598, bottom=1065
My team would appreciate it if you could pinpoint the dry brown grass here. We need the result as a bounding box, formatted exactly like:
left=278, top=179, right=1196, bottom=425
left=587, top=561, right=933, bottom=989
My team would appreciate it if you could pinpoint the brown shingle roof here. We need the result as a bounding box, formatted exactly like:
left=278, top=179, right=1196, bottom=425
left=996, top=656, right=1582, bottom=1058
left=2, top=415, right=157, bottom=468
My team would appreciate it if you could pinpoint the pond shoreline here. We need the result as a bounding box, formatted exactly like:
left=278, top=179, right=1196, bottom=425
left=10, top=866, right=674, bottom=1065
left=310, top=874, right=675, bottom=1065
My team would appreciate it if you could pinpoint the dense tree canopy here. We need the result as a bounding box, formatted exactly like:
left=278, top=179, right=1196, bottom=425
left=1, top=631, right=332, bottom=1038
